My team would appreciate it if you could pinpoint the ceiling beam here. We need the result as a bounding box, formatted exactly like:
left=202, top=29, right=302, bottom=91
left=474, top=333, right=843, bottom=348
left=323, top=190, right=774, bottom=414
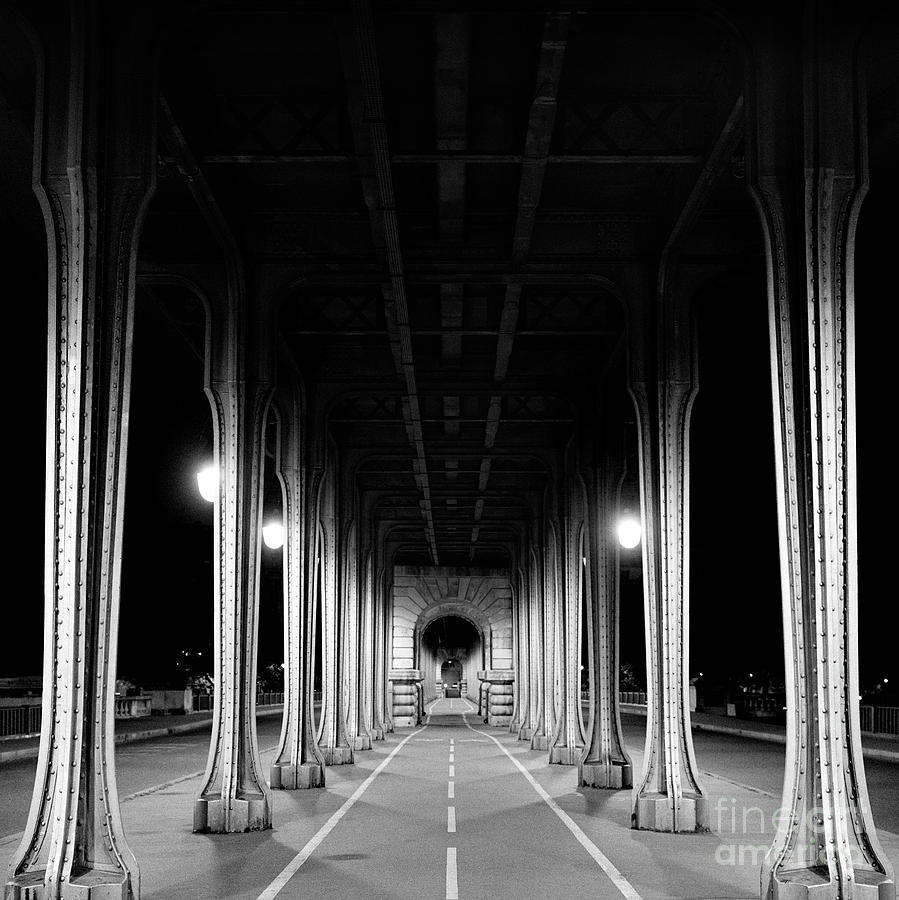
left=339, top=0, right=440, bottom=562
left=198, top=152, right=702, bottom=165
left=472, top=12, right=570, bottom=558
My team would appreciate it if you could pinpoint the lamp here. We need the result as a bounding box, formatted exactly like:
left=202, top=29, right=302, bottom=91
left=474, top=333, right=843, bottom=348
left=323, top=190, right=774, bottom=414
left=196, top=465, right=218, bottom=503
left=262, top=522, right=284, bottom=550
left=617, top=517, right=642, bottom=549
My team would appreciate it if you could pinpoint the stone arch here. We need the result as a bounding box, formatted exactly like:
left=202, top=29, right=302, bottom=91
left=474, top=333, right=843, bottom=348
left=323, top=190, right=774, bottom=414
left=390, top=566, right=513, bottom=705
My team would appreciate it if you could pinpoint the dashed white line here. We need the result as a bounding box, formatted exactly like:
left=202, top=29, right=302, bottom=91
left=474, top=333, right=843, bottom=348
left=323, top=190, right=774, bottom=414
left=448, top=781, right=454, bottom=799
left=256, top=725, right=429, bottom=900
left=460, top=701, right=643, bottom=900
left=449, top=763, right=455, bottom=778
left=446, top=847, right=458, bottom=899
left=447, top=806, right=456, bottom=833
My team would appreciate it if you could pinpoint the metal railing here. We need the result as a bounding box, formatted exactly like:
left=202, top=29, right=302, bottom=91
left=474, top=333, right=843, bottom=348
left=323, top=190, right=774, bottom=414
left=0, top=705, right=41, bottom=739
left=860, top=705, right=899, bottom=736
left=190, top=691, right=285, bottom=712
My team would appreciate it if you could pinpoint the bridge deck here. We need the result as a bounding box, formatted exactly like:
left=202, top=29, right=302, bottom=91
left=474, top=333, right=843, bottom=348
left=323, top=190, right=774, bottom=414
left=1, top=699, right=897, bottom=899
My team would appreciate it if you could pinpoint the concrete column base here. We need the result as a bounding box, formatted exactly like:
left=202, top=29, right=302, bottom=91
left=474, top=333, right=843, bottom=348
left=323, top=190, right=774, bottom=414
left=321, top=745, right=355, bottom=766
left=548, top=744, right=583, bottom=766
left=371, top=725, right=385, bottom=741
left=579, top=760, right=632, bottom=789
left=530, top=733, right=551, bottom=751
left=482, top=670, right=514, bottom=728
left=6, top=870, right=133, bottom=900
left=770, top=871, right=894, bottom=900
left=193, top=794, right=271, bottom=833
left=270, top=762, right=325, bottom=790
left=633, top=792, right=709, bottom=833
left=354, top=734, right=372, bottom=750
left=518, top=726, right=534, bottom=741
left=389, top=669, right=423, bottom=728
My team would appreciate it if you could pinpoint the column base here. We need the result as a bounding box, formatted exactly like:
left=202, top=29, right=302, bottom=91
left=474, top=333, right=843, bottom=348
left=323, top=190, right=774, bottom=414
left=6, top=869, right=134, bottom=900
left=518, top=726, right=534, bottom=741
left=371, top=725, right=385, bottom=741
left=270, top=761, right=325, bottom=790
left=549, top=744, right=583, bottom=766
left=768, top=868, right=894, bottom=900
left=632, top=791, right=709, bottom=833
left=193, top=794, right=272, bottom=833
left=579, top=760, right=632, bottom=789
left=531, top=733, right=551, bottom=751
left=509, top=718, right=521, bottom=734
left=353, top=734, right=372, bottom=751
left=321, top=745, right=355, bottom=766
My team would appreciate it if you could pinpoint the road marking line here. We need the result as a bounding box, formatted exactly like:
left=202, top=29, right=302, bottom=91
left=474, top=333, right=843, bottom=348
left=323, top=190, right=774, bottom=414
left=448, top=781, right=454, bottom=799
left=449, top=751, right=454, bottom=762
left=446, top=847, right=458, bottom=899
left=449, top=764, right=455, bottom=777
left=461, top=709, right=643, bottom=900
left=255, top=726, right=428, bottom=900
left=447, top=806, right=456, bottom=833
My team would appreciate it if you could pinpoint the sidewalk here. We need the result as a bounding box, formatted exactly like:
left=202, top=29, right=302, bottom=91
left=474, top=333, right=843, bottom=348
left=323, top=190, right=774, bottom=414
left=618, top=702, right=899, bottom=763
left=0, top=705, right=285, bottom=765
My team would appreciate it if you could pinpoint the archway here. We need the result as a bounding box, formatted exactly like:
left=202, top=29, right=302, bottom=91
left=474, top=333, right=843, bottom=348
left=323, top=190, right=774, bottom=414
left=421, top=615, right=483, bottom=702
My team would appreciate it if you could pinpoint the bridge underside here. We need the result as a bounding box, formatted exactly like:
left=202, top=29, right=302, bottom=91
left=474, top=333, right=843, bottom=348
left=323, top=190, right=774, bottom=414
left=0, top=1, right=896, bottom=898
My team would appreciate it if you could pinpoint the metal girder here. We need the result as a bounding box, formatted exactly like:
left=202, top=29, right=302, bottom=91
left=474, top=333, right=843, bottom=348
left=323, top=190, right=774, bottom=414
left=471, top=12, right=570, bottom=558
left=340, top=0, right=439, bottom=561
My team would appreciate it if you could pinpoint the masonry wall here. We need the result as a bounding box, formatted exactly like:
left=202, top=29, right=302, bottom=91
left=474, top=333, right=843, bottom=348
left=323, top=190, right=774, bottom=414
left=390, top=567, right=513, bottom=692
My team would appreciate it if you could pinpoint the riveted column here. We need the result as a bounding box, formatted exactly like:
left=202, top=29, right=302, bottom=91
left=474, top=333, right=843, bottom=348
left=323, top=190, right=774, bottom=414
left=630, top=290, right=707, bottom=831
left=531, top=519, right=557, bottom=751
left=317, top=465, right=354, bottom=765
left=525, top=546, right=544, bottom=741
left=193, top=300, right=274, bottom=833
left=509, top=571, right=525, bottom=734
left=745, top=4, right=894, bottom=897
left=580, top=440, right=632, bottom=790
left=342, top=521, right=367, bottom=751
left=549, top=474, right=587, bottom=766
left=516, top=565, right=535, bottom=740
left=355, top=547, right=376, bottom=747
left=5, top=6, right=154, bottom=896
left=270, top=390, right=325, bottom=791
left=371, top=564, right=389, bottom=738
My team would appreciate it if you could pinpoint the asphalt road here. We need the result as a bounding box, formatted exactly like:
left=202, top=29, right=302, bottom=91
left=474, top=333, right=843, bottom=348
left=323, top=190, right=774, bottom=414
left=1, top=705, right=896, bottom=900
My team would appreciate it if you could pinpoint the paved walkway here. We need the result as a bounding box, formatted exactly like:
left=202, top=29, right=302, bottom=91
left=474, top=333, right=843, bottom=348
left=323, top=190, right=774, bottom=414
left=2, top=698, right=897, bottom=899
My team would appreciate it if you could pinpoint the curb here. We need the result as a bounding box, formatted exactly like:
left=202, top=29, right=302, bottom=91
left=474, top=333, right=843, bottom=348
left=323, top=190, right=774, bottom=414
left=0, top=706, right=284, bottom=766
left=618, top=703, right=899, bottom=764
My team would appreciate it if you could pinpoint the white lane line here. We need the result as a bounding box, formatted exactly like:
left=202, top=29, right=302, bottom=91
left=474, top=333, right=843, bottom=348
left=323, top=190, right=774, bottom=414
left=449, top=751, right=454, bottom=762
left=447, top=806, right=456, bottom=833
left=461, top=710, right=643, bottom=900
left=256, top=726, right=429, bottom=900
left=448, top=781, right=454, bottom=799
left=449, top=764, right=455, bottom=778
left=446, top=847, right=458, bottom=899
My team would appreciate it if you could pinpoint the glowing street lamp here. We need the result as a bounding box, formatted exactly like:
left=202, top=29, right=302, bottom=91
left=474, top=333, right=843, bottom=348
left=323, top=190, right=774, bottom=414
left=617, top=516, right=642, bottom=549
left=262, top=522, right=285, bottom=550
left=196, top=465, right=218, bottom=503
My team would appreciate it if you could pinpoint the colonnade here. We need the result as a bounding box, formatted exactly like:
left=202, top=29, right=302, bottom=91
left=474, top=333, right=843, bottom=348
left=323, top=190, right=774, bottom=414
left=3, top=2, right=894, bottom=899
